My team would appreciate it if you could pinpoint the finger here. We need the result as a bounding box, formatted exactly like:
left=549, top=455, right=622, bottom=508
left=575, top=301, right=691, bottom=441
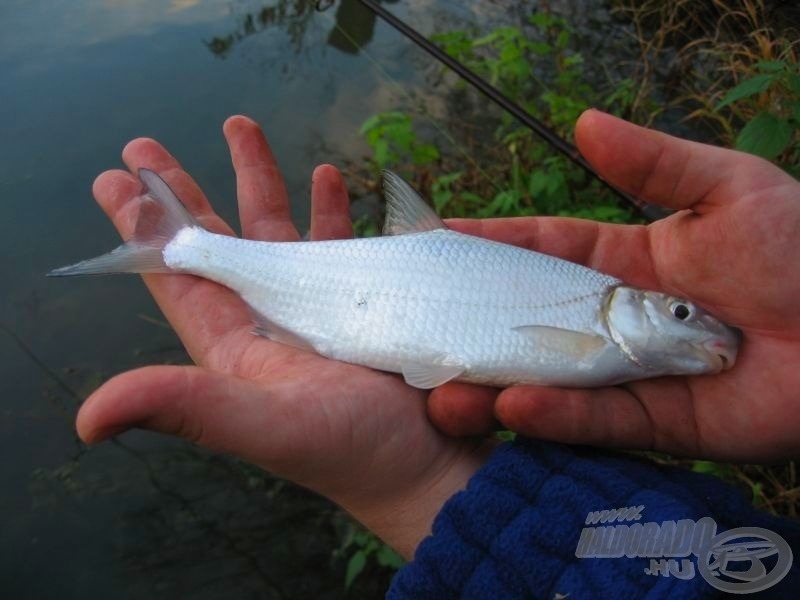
left=427, top=382, right=499, bottom=436
left=77, top=365, right=317, bottom=476
left=121, top=138, right=232, bottom=234
left=223, top=115, right=299, bottom=241
left=310, top=164, right=353, bottom=240
left=575, top=109, right=789, bottom=213
left=494, top=380, right=701, bottom=456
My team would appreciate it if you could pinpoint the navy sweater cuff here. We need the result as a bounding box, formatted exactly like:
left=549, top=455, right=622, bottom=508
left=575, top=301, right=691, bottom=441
left=388, top=439, right=800, bottom=599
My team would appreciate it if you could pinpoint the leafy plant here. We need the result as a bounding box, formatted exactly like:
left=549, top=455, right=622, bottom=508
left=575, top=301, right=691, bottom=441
left=614, top=0, right=799, bottom=175
left=716, top=60, right=800, bottom=164
left=359, top=111, right=439, bottom=169
left=430, top=171, right=463, bottom=213
left=352, top=214, right=380, bottom=238
left=337, top=526, right=404, bottom=590
left=358, top=7, right=644, bottom=225
left=432, top=11, right=593, bottom=138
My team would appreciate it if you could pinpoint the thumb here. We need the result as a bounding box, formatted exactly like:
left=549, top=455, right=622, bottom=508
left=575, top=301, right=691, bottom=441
left=575, top=109, right=786, bottom=213
left=77, top=365, right=309, bottom=471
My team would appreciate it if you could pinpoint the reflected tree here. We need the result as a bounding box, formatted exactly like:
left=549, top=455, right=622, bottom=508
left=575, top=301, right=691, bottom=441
left=206, top=0, right=398, bottom=58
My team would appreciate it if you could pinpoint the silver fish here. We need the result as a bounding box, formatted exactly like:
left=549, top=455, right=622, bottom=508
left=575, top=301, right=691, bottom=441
left=49, top=169, right=739, bottom=389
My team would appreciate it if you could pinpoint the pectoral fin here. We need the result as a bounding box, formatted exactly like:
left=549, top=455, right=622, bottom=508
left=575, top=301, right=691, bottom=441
left=513, top=325, right=608, bottom=364
left=401, top=362, right=464, bottom=389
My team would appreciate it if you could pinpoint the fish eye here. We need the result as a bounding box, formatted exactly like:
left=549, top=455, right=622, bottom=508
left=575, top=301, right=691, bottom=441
left=670, top=302, right=692, bottom=321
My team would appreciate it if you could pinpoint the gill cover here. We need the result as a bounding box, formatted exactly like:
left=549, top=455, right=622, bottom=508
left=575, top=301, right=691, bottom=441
left=606, top=287, right=739, bottom=375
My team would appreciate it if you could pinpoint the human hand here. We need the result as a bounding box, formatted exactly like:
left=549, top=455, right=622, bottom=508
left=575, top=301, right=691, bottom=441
left=429, top=109, right=800, bottom=462
left=75, top=116, right=494, bottom=558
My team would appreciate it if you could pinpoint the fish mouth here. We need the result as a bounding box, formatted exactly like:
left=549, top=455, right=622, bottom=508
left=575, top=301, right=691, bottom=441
left=702, top=339, right=738, bottom=372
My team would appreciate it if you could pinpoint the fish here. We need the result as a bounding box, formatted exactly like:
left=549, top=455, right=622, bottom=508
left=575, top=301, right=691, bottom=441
left=49, top=169, right=740, bottom=389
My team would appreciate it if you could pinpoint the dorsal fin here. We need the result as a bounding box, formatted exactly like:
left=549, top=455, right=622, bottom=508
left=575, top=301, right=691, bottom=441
left=382, top=170, right=446, bottom=235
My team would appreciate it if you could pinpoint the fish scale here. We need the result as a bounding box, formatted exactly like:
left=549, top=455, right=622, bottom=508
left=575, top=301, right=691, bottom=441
left=162, top=225, right=629, bottom=386
left=49, top=169, right=739, bottom=389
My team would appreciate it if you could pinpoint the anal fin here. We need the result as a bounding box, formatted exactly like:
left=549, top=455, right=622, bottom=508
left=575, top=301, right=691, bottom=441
left=250, top=309, right=316, bottom=353
left=401, top=362, right=464, bottom=389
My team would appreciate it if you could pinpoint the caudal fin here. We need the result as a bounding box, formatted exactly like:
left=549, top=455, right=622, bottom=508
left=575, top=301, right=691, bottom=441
left=48, top=169, right=201, bottom=277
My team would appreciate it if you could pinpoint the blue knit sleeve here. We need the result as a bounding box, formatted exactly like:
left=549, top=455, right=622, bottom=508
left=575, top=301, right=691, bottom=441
left=388, top=439, right=800, bottom=599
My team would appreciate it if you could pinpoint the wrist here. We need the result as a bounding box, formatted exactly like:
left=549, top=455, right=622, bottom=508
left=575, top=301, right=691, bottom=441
left=338, top=438, right=498, bottom=559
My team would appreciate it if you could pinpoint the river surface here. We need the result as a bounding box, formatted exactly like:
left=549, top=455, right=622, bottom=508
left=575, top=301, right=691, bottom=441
left=0, top=0, right=719, bottom=597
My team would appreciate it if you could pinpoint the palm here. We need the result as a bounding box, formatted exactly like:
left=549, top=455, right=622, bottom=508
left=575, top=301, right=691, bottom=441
left=432, top=111, right=800, bottom=461
left=207, top=329, right=444, bottom=492
left=77, top=117, right=484, bottom=523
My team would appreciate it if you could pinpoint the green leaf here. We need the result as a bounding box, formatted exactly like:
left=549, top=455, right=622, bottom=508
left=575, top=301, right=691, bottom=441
left=496, top=430, right=517, bottom=442
left=434, top=171, right=462, bottom=187
left=545, top=170, right=564, bottom=195
left=500, top=42, right=522, bottom=62
left=589, top=205, right=628, bottom=222
left=793, top=101, right=800, bottom=124
left=345, top=550, right=367, bottom=589
left=506, top=58, right=529, bottom=81
left=751, top=482, right=764, bottom=506
left=786, top=73, right=800, bottom=95
left=374, top=140, right=389, bottom=168
left=735, top=112, right=793, bottom=160
left=691, top=460, right=726, bottom=478
left=529, top=41, right=552, bottom=56
left=472, top=31, right=500, bottom=47
left=412, top=144, right=439, bottom=165
left=376, top=544, right=405, bottom=569
left=716, top=74, right=774, bottom=110
left=359, top=114, right=381, bottom=135
left=460, top=192, right=484, bottom=206
left=528, top=12, right=557, bottom=28
left=432, top=190, right=452, bottom=212
left=756, top=60, right=785, bottom=73
left=432, top=171, right=462, bottom=211
left=528, top=170, right=550, bottom=197
left=478, top=190, right=516, bottom=217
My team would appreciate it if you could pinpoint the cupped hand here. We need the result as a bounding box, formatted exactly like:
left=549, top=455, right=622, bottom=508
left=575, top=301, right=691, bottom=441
left=76, top=116, right=493, bottom=558
left=431, top=109, right=800, bottom=462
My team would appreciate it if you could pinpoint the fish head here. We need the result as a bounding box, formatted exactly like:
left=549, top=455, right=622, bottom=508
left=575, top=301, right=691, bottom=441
left=606, top=286, right=740, bottom=375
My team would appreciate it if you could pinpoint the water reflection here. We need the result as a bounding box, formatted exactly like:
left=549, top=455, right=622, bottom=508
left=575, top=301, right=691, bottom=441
left=0, top=0, right=228, bottom=59
left=206, top=0, right=400, bottom=58
left=206, top=0, right=321, bottom=57
left=326, top=0, right=399, bottom=54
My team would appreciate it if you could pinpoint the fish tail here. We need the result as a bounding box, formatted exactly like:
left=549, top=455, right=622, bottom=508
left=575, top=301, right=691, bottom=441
left=48, top=169, right=201, bottom=277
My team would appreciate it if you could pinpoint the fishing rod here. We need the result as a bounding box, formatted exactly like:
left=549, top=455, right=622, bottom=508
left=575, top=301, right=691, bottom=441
left=324, top=0, right=667, bottom=221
